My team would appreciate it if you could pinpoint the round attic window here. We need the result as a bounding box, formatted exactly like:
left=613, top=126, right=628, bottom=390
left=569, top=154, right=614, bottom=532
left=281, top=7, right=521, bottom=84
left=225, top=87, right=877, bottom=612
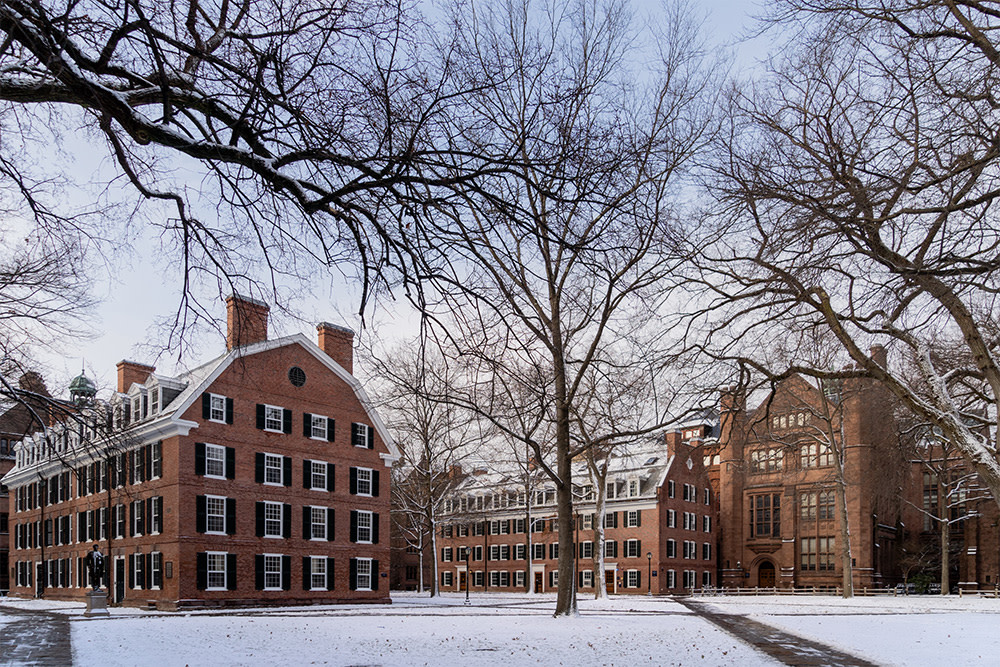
left=289, top=366, right=307, bottom=387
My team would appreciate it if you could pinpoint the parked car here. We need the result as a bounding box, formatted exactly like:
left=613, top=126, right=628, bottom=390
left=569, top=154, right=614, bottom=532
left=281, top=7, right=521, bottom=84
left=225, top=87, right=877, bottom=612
left=927, top=583, right=942, bottom=595
left=895, top=583, right=916, bottom=595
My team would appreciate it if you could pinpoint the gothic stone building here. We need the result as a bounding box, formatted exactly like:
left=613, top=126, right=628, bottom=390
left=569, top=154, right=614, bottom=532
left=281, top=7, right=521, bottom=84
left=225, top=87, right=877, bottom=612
left=3, top=295, right=399, bottom=608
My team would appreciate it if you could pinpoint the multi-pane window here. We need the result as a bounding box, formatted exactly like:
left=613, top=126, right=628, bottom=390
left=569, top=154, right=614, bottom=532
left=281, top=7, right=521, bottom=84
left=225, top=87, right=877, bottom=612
left=582, top=514, right=594, bottom=530
left=628, top=479, right=640, bottom=497
left=311, top=507, right=327, bottom=540
left=443, top=547, right=454, bottom=562
left=264, top=454, right=283, bottom=485
left=667, top=509, right=676, bottom=528
left=474, top=545, right=484, bottom=561
left=206, top=444, right=226, bottom=478
left=625, top=510, right=640, bottom=528
left=800, top=442, right=833, bottom=468
left=666, top=539, right=676, bottom=558
left=625, top=539, right=641, bottom=558
left=513, top=571, right=524, bottom=587
left=355, top=558, right=373, bottom=590
left=311, top=556, right=328, bottom=590
left=264, top=405, right=284, bottom=432
left=515, top=544, right=526, bottom=560
left=207, top=552, right=227, bottom=589
left=668, top=480, right=675, bottom=498
left=684, top=512, right=697, bottom=530
left=749, top=493, right=781, bottom=538
left=264, top=502, right=283, bottom=537
left=352, top=423, right=370, bottom=448
left=308, top=461, right=329, bottom=491
left=749, top=447, right=784, bottom=473
left=801, top=536, right=835, bottom=571
left=356, top=468, right=373, bottom=496
left=533, top=544, right=545, bottom=560
left=209, top=395, right=226, bottom=422
left=581, top=570, right=593, bottom=588
left=703, top=516, right=712, bottom=533
left=667, top=570, right=676, bottom=588
left=206, top=496, right=226, bottom=534
left=604, top=540, right=617, bottom=558
left=626, top=570, right=640, bottom=588
left=264, top=555, right=282, bottom=589
left=702, top=543, right=711, bottom=560
left=702, top=571, right=712, bottom=587
left=356, top=510, right=373, bottom=543
left=580, top=541, right=593, bottom=559
left=310, top=414, right=328, bottom=440
left=704, top=488, right=711, bottom=505
left=683, top=570, right=696, bottom=589
left=683, top=540, right=696, bottom=559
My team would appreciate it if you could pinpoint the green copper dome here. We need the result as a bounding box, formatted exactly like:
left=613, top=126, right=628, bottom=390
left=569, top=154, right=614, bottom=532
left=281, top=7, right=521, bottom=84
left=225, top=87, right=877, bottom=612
left=69, top=371, right=97, bottom=401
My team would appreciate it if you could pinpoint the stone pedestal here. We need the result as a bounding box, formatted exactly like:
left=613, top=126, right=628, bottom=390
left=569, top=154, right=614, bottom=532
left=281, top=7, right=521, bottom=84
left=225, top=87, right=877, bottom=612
left=85, top=590, right=110, bottom=617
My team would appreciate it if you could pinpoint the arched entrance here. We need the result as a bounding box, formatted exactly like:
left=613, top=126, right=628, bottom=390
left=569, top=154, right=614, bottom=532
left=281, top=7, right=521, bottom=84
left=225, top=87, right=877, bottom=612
left=757, top=560, right=775, bottom=588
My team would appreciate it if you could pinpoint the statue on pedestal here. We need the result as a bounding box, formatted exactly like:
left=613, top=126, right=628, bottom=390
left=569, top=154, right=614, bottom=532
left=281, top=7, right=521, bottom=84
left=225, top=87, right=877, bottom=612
left=86, top=544, right=105, bottom=590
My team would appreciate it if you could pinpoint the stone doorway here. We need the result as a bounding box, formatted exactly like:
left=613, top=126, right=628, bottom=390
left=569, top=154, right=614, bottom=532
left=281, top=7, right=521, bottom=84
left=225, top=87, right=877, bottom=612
left=758, top=560, right=776, bottom=587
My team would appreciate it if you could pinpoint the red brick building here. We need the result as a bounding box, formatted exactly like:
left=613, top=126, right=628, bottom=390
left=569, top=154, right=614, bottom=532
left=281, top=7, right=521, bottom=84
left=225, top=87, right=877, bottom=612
left=431, top=429, right=718, bottom=595
left=710, top=367, right=904, bottom=591
left=3, top=295, right=398, bottom=608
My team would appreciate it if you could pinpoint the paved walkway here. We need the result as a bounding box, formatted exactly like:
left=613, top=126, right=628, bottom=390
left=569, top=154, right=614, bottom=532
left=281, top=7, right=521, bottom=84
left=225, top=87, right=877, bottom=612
left=676, top=597, right=880, bottom=667
left=0, top=605, right=73, bottom=666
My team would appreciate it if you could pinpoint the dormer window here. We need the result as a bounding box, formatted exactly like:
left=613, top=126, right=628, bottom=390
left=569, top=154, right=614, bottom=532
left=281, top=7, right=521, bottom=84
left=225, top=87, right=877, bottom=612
left=148, top=386, right=160, bottom=415
left=628, top=479, right=640, bottom=497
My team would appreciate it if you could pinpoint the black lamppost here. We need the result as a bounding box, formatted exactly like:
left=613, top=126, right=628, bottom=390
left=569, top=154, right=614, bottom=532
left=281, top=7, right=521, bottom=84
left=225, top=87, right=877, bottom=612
left=646, top=552, right=652, bottom=596
left=465, top=547, right=471, bottom=604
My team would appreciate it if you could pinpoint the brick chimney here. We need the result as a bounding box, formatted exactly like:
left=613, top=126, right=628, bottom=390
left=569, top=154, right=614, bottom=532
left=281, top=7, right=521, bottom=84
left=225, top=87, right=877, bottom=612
left=226, top=294, right=270, bottom=350
left=317, top=322, right=354, bottom=374
left=117, top=360, right=155, bottom=393
left=870, top=344, right=887, bottom=369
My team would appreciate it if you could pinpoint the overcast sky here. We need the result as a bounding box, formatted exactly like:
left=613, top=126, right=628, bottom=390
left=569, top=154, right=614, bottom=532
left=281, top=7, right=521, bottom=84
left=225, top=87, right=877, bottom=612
left=28, top=0, right=767, bottom=399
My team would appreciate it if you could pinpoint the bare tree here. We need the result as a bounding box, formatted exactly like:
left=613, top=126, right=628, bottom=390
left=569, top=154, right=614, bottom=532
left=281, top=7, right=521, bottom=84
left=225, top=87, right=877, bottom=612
left=409, top=0, right=714, bottom=616
left=694, top=0, right=1000, bottom=515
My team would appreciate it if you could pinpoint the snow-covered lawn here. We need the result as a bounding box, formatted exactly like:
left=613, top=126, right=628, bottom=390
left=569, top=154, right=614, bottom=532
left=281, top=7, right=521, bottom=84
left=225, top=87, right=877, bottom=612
left=2, top=592, right=997, bottom=666
left=698, top=594, right=1000, bottom=666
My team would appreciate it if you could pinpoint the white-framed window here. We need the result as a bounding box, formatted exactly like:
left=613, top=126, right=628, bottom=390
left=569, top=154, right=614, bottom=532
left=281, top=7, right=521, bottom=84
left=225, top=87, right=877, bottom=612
left=206, top=495, right=226, bottom=534
left=310, top=556, right=328, bottom=590
left=150, top=552, right=163, bottom=589
left=604, top=540, right=616, bottom=558
left=703, top=515, right=712, bottom=532
left=683, top=570, right=696, bottom=589
left=684, top=540, right=696, bottom=559
left=667, top=570, right=676, bottom=588
left=515, top=571, right=525, bottom=587
left=205, top=444, right=226, bottom=478
left=625, top=539, right=641, bottom=558
left=625, top=510, right=640, bottom=528
left=207, top=552, right=227, bottom=590
left=474, top=545, right=484, bottom=561
left=443, top=547, right=453, bottom=562
left=550, top=570, right=559, bottom=587
left=606, top=482, right=617, bottom=500
left=264, top=554, right=283, bottom=590
left=580, top=541, right=593, bottom=559
left=582, top=513, right=594, bottom=530
left=311, top=506, right=328, bottom=540
left=440, top=569, right=452, bottom=588
left=310, top=414, right=328, bottom=440
left=310, top=461, right=328, bottom=491
left=355, top=557, right=373, bottom=590
left=264, top=453, right=283, bottom=485
left=352, top=423, right=370, bottom=448
left=626, top=569, right=640, bottom=588
left=264, top=405, right=283, bottom=432
left=132, top=554, right=143, bottom=589
left=628, top=479, right=640, bottom=497
left=489, top=570, right=501, bottom=587
left=704, top=488, right=711, bottom=505
left=356, top=510, right=373, bottom=543
left=703, top=543, right=712, bottom=560
left=209, top=394, right=227, bottom=423
left=667, top=539, right=676, bottom=558
left=132, top=453, right=143, bottom=485
left=684, top=512, right=697, bottom=530
left=581, top=570, right=593, bottom=588
left=668, top=480, right=675, bottom=498
left=667, top=509, right=676, bottom=528
left=515, top=544, right=526, bottom=560
left=356, top=468, right=373, bottom=496
left=264, top=501, right=283, bottom=538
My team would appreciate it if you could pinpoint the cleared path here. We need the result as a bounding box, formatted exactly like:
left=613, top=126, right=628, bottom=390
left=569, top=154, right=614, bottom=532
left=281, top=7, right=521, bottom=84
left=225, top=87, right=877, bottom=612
left=0, top=605, right=73, bottom=666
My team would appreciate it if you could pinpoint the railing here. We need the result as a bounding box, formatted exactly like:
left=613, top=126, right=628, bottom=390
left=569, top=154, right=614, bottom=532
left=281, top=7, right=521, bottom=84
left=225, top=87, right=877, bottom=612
left=690, top=586, right=923, bottom=597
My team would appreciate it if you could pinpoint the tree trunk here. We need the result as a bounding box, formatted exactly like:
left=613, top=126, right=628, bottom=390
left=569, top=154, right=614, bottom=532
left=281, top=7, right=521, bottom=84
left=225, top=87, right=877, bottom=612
left=526, top=505, right=535, bottom=593
left=593, top=473, right=608, bottom=599
left=553, top=361, right=578, bottom=616
left=941, top=516, right=950, bottom=595
left=834, top=462, right=854, bottom=598
left=429, top=515, right=439, bottom=597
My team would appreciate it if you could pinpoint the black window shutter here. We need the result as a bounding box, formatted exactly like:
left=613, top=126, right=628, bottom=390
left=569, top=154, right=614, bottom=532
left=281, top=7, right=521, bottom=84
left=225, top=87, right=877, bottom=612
left=350, top=510, right=358, bottom=542
left=128, top=554, right=135, bottom=588
left=613, top=542, right=618, bottom=557
left=226, top=498, right=236, bottom=535
left=327, top=464, right=335, bottom=492
left=202, top=393, right=211, bottom=420
left=349, top=558, right=357, bottom=591
left=145, top=497, right=152, bottom=534
left=303, top=556, right=312, bottom=590
left=225, top=397, right=234, bottom=424
left=372, top=513, right=380, bottom=544
left=128, top=450, right=135, bottom=485
left=367, top=425, right=374, bottom=449
left=327, top=558, right=335, bottom=588
left=227, top=554, right=238, bottom=590
left=302, top=506, right=312, bottom=540
left=255, top=453, right=265, bottom=483
left=255, top=555, right=264, bottom=590
left=612, top=512, right=618, bottom=528
left=326, top=508, right=334, bottom=541
left=196, top=495, right=206, bottom=533
left=282, top=503, right=291, bottom=538
left=197, top=552, right=207, bottom=590
left=371, top=559, right=379, bottom=590
left=256, top=403, right=265, bottom=430
left=281, top=555, right=290, bottom=590
left=144, top=553, right=152, bottom=590
left=637, top=570, right=642, bottom=588
left=225, top=447, right=235, bottom=480
left=255, top=502, right=264, bottom=537
left=144, top=444, right=152, bottom=482
left=109, top=460, right=118, bottom=488
left=78, top=513, right=85, bottom=542
left=637, top=539, right=642, bottom=555
left=327, top=418, right=335, bottom=442
left=283, top=456, right=292, bottom=487
left=282, top=408, right=292, bottom=434
left=128, top=503, right=135, bottom=537
left=372, top=470, right=380, bottom=497
left=303, top=413, right=312, bottom=438
left=349, top=467, right=358, bottom=495
left=195, top=443, right=206, bottom=476
left=303, top=460, right=312, bottom=490
left=579, top=571, right=584, bottom=587
left=637, top=511, right=642, bottom=527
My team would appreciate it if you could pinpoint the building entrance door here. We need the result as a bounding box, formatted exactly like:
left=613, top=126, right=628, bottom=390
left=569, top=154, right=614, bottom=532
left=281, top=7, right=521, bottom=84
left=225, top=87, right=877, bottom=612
left=534, top=572, right=543, bottom=593
left=459, top=571, right=467, bottom=592
left=758, top=561, right=775, bottom=587
left=605, top=570, right=615, bottom=595
left=115, top=558, right=125, bottom=603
